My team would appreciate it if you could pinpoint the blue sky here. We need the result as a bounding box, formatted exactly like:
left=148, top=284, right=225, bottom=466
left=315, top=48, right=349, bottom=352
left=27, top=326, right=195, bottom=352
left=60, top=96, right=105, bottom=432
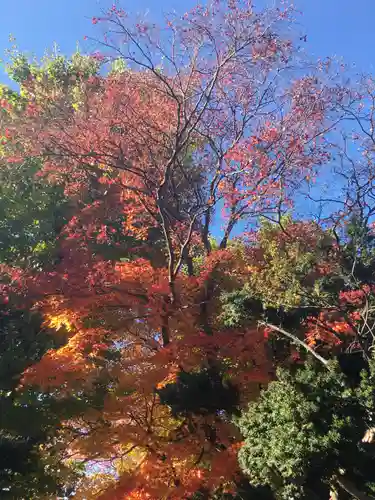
left=0, top=0, right=374, bottom=83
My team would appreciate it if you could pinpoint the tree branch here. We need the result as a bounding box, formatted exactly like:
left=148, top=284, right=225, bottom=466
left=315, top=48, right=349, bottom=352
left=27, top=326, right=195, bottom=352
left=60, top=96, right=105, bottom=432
left=259, top=321, right=330, bottom=367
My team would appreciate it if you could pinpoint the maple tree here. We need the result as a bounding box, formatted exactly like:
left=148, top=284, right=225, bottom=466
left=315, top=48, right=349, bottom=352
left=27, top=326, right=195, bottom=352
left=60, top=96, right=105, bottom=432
left=2, top=1, right=375, bottom=499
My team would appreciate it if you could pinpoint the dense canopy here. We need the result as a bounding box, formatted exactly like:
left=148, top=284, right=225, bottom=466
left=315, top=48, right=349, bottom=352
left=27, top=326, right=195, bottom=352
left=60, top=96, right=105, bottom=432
left=1, top=1, right=375, bottom=498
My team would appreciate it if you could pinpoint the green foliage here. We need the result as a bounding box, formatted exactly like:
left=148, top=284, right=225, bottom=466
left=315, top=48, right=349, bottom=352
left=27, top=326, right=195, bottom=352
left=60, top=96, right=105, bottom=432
left=0, top=157, right=69, bottom=269
left=6, top=46, right=100, bottom=87
left=219, top=217, right=347, bottom=332
left=4, top=45, right=101, bottom=115
left=0, top=303, right=112, bottom=499
left=0, top=84, right=26, bottom=111
left=109, top=57, right=127, bottom=75
left=5, top=52, right=34, bottom=84
left=237, top=359, right=375, bottom=499
left=0, top=306, right=71, bottom=498
left=220, top=217, right=338, bottom=322
left=0, top=307, right=62, bottom=389
left=220, top=288, right=263, bottom=328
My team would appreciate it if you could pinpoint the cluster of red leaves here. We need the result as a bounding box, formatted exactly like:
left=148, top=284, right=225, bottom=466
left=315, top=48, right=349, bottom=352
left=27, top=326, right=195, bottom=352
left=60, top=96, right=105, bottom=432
left=220, top=78, right=333, bottom=216
left=305, top=312, right=355, bottom=348
left=10, top=72, right=179, bottom=243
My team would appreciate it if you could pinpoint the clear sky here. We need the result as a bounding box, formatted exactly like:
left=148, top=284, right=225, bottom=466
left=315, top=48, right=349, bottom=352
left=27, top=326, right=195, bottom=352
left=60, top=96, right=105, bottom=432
left=0, top=0, right=375, bottom=82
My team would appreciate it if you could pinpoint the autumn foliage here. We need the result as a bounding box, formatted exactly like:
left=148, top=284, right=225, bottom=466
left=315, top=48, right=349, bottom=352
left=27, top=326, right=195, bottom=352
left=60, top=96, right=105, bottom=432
left=2, top=1, right=375, bottom=499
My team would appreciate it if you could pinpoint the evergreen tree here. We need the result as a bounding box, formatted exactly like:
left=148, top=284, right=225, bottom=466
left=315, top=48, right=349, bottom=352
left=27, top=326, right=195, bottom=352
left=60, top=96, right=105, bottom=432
left=237, top=359, right=375, bottom=499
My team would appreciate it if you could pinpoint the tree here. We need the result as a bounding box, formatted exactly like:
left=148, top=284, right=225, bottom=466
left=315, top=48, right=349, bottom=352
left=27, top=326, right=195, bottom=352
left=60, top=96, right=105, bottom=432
left=1, top=1, right=374, bottom=498
left=237, top=359, right=375, bottom=500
